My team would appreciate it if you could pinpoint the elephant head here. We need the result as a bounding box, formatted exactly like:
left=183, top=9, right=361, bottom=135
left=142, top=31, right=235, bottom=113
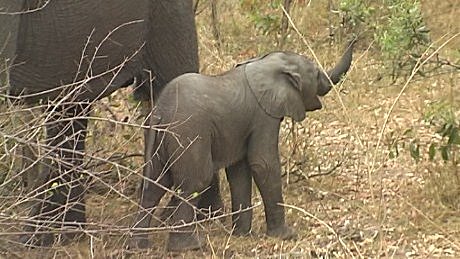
left=242, top=41, right=354, bottom=122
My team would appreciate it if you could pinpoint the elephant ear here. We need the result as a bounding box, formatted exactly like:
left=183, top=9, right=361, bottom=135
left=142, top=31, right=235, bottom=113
left=245, top=52, right=306, bottom=122
left=235, top=53, right=270, bottom=67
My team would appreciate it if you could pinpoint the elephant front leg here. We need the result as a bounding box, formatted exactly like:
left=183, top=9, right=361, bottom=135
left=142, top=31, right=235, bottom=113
left=20, top=103, right=90, bottom=247
left=249, top=158, right=296, bottom=240
left=226, top=159, right=253, bottom=236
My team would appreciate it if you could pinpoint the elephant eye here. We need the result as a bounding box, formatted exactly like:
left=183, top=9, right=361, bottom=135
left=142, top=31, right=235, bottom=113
left=283, top=71, right=301, bottom=90
left=313, top=70, right=321, bottom=92
left=316, top=70, right=322, bottom=83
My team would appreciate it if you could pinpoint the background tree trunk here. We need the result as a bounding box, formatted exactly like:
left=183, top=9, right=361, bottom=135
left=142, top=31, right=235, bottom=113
left=279, top=0, right=293, bottom=48
left=211, top=0, right=221, bottom=51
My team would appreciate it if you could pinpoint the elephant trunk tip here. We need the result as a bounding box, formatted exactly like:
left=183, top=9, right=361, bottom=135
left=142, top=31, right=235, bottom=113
left=317, top=38, right=356, bottom=96
left=328, top=39, right=355, bottom=85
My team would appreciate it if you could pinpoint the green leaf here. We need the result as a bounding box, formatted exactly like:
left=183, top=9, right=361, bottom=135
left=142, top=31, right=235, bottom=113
left=428, top=143, right=436, bottom=161
left=437, top=123, right=453, bottom=137
left=403, top=128, right=413, bottom=136
left=440, top=145, right=450, bottom=161
left=389, top=150, right=395, bottom=159
left=409, top=141, right=420, bottom=162
left=447, top=127, right=459, bottom=145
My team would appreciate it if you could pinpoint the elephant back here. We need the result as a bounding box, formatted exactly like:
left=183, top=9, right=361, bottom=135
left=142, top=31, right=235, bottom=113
left=2, top=0, right=148, bottom=101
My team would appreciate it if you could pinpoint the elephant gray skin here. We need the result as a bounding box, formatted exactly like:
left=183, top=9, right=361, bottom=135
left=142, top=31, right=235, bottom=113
left=130, top=41, right=354, bottom=252
left=0, top=0, right=222, bottom=247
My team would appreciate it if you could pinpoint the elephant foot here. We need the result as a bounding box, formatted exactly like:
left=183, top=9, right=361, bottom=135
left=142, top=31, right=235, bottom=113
left=162, top=199, right=224, bottom=222
left=196, top=204, right=224, bottom=221
left=197, top=197, right=224, bottom=221
left=19, top=231, right=83, bottom=248
left=167, top=232, right=203, bottom=252
left=233, top=226, right=252, bottom=236
left=19, top=232, right=55, bottom=247
left=267, top=225, right=297, bottom=240
left=128, top=235, right=151, bottom=250
left=19, top=207, right=86, bottom=248
left=196, top=176, right=224, bottom=221
left=20, top=182, right=87, bottom=248
left=231, top=211, right=253, bottom=236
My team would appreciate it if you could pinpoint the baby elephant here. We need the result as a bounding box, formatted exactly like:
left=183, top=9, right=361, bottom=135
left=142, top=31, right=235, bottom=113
left=130, top=42, right=354, bottom=251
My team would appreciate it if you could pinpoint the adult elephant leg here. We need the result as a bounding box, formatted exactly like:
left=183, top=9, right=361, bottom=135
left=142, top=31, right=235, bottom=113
left=19, top=106, right=46, bottom=189
left=20, top=103, right=90, bottom=247
left=226, top=159, right=253, bottom=235
left=21, top=140, right=43, bottom=189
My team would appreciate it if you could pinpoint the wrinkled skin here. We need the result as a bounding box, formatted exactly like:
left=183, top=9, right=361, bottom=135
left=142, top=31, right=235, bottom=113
left=0, top=0, right=222, bottom=247
left=130, top=42, right=354, bottom=251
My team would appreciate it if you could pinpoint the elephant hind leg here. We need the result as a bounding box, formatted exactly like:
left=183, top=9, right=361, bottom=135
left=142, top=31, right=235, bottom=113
left=196, top=173, right=224, bottom=220
left=166, top=191, right=202, bottom=252
left=160, top=172, right=224, bottom=225
left=166, top=155, right=215, bottom=252
left=130, top=160, right=172, bottom=250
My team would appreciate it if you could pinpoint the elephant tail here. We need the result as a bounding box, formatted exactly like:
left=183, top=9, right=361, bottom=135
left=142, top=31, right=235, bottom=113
left=137, top=111, right=170, bottom=210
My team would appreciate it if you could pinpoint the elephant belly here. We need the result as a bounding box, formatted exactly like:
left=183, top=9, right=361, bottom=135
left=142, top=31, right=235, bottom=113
left=8, top=0, right=148, bottom=101
left=210, top=135, right=248, bottom=169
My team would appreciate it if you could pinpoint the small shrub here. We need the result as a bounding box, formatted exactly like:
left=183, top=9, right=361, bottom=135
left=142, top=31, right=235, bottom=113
left=339, top=0, right=431, bottom=79
left=423, top=101, right=459, bottom=163
left=375, top=0, right=431, bottom=79
left=386, top=99, right=459, bottom=209
left=240, top=0, right=282, bottom=35
left=339, top=0, right=374, bottom=28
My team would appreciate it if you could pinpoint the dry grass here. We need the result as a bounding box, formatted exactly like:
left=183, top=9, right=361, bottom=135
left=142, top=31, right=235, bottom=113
left=1, top=1, right=459, bottom=258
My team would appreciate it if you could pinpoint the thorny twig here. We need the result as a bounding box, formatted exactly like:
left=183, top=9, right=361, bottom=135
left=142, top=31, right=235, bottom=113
left=83, top=153, right=144, bottom=169
left=282, top=155, right=345, bottom=183
left=0, top=0, right=50, bottom=15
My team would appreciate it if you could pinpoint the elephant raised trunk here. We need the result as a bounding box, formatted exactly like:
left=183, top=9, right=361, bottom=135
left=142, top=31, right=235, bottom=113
left=318, top=39, right=355, bottom=96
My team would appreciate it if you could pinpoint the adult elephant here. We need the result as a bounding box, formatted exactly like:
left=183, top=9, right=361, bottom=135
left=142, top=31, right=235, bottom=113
left=0, top=0, right=222, bottom=246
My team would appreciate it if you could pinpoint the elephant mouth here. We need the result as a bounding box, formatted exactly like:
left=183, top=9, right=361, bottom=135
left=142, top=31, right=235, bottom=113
left=305, top=96, right=322, bottom=111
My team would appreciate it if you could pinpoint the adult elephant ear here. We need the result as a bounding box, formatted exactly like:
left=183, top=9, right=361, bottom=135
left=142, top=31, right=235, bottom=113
left=245, top=52, right=306, bottom=122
